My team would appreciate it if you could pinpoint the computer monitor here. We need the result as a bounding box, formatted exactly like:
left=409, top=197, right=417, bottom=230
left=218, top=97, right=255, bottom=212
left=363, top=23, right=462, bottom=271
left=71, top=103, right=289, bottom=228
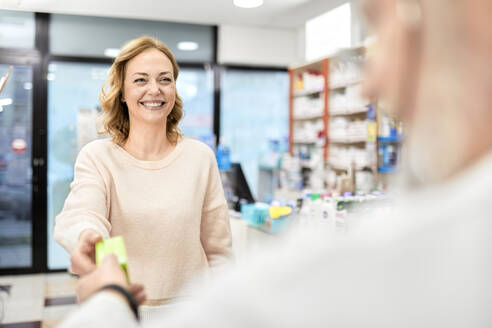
left=220, top=162, right=255, bottom=212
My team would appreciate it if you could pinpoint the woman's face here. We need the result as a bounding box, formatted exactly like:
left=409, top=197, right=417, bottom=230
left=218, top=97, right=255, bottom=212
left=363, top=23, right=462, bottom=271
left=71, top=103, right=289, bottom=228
left=122, top=48, right=176, bottom=127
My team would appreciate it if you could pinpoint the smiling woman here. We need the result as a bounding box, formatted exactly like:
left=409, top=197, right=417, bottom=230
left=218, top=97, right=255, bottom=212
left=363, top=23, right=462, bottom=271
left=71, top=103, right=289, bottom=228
left=100, top=37, right=183, bottom=147
left=53, top=36, right=234, bottom=321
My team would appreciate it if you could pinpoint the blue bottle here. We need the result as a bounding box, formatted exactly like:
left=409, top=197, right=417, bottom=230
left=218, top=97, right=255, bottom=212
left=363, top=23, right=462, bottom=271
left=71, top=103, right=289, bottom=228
left=216, top=137, right=231, bottom=171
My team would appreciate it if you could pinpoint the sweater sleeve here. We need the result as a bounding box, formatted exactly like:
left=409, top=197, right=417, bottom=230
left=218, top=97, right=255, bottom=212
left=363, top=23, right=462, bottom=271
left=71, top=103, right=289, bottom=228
left=54, top=145, right=111, bottom=253
left=58, top=292, right=139, bottom=328
left=200, top=151, right=233, bottom=267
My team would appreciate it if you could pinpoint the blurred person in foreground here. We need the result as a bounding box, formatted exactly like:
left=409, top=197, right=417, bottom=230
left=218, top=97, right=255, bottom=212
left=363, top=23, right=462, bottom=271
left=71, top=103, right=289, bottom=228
left=60, top=0, right=492, bottom=326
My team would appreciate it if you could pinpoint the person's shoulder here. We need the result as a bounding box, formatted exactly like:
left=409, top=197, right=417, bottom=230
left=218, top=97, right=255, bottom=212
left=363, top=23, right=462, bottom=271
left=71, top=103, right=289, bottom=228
left=78, top=138, right=116, bottom=159
left=181, top=137, right=215, bottom=159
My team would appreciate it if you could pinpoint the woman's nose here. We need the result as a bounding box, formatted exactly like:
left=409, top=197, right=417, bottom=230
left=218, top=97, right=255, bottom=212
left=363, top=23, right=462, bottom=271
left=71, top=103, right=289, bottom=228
left=147, top=81, right=161, bottom=95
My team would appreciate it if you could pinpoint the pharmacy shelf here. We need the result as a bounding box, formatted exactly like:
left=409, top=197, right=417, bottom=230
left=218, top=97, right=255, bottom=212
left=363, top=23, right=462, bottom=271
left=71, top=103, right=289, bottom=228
left=329, top=164, right=368, bottom=172
left=378, top=165, right=398, bottom=173
left=301, top=163, right=315, bottom=170
left=330, top=165, right=348, bottom=171
left=292, top=114, right=324, bottom=121
left=328, top=159, right=372, bottom=170
left=330, top=78, right=363, bottom=90
left=330, top=107, right=368, bottom=116
left=293, top=139, right=317, bottom=144
left=289, top=47, right=375, bottom=187
left=329, top=137, right=367, bottom=144
left=294, top=89, right=324, bottom=97
left=289, top=57, right=329, bottom=161
left=378, top=135, right=403, bottom=143
left=289, top=57, right=326, bottom=71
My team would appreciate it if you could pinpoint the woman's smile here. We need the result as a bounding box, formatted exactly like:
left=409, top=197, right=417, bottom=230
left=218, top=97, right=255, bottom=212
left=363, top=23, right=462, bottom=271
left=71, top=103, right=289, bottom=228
left=139, top=101, right=166, bottom=110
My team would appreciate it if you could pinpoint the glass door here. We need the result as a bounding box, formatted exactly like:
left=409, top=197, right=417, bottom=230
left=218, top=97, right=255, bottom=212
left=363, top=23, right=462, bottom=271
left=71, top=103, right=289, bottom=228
left=0, top=64, right=33, bottom=269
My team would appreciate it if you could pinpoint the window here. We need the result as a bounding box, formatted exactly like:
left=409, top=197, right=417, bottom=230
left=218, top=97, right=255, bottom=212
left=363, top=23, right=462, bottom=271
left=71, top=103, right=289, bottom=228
left=177, top=67, right=214, bottom=140
left=0, top=10, right=35, bottom=49
left=47, top=61, right=111, bottom=269
left=220, top=69, right=289, bottom=199
left=0, top=64, right=33, bottom=268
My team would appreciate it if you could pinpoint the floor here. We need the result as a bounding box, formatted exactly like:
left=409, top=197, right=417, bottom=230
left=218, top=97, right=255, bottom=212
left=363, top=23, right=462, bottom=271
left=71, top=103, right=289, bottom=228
left=0, top=272, right=78, bottom=327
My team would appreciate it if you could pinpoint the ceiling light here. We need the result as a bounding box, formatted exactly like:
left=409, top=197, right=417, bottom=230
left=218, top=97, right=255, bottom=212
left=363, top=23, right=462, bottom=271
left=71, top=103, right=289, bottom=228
left=104, top=48, right=120, bottom=58
left=0, top=98, right=12, bottom=106
left=233, top=0, right=263, bottom=8
left=177, top=41, right=199, bottom=51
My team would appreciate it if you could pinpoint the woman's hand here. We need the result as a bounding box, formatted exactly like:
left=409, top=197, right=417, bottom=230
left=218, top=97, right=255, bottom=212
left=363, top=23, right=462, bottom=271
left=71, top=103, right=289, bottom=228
left=76, top=254, right=146, bottom=305
left=70, top=229, right=102, bottom=276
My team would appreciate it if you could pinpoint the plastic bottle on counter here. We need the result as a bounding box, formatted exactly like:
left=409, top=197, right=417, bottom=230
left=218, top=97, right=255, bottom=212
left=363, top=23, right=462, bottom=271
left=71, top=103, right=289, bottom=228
left=216, top=136, right=231, bottom=171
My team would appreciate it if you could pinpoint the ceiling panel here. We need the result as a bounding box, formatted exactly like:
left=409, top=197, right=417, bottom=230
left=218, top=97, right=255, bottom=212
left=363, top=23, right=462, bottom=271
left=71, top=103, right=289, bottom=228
left=0, top=0, right=346, bottom=29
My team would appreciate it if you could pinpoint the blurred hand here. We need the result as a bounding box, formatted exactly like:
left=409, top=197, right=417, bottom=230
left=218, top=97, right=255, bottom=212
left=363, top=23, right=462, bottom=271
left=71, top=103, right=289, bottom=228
left=70, top=229, right=102, bottom=276
left=128, top=283, right=146, bottom=306
left=76, top=254, right=146, bottom=305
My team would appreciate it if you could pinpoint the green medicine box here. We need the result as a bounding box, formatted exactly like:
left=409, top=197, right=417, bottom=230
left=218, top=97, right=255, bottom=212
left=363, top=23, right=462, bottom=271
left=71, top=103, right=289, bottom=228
left=95, top=236, right=129, bottom=281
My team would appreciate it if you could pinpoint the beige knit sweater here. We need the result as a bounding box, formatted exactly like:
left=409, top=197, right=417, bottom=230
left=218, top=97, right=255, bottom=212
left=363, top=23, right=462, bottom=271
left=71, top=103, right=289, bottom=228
left=54, top=137, right=233, bottom=302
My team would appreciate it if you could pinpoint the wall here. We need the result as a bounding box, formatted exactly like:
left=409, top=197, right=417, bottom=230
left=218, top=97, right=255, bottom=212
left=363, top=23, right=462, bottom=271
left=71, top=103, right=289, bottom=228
left=296, top=26, right=306, bottom=66
left=350, top=0, right=365, bottom=46
left=216, top=1, right=366, bottom=70
left=294, top=0, right=367, bottom=64
left=218, top=25, right=300, bottom=67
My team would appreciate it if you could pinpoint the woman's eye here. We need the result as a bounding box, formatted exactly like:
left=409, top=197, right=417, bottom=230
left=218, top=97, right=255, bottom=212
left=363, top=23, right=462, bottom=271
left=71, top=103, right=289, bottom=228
left=161, top=77, right=172, bottom=82
left=134, top=78, right=146, bottom=83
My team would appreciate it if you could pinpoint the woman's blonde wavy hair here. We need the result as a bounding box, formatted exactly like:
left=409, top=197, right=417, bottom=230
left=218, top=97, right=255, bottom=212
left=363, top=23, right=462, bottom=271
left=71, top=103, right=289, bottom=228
left=99, top=36, right=183, bottom=145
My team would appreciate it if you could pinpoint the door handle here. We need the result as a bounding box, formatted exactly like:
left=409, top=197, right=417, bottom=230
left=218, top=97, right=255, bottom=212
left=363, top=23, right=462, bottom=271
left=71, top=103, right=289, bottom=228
left=33, top=157, right=45, bottom=167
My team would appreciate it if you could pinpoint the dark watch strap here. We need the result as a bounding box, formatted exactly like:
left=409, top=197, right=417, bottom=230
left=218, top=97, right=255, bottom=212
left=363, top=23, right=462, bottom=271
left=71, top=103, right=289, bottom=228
left=99, top=284, right=140, bottom=321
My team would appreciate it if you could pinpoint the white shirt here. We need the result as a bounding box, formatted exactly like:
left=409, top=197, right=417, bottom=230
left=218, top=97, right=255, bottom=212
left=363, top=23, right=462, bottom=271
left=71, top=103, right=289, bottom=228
left=60, top=151, right=492, bottom=328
